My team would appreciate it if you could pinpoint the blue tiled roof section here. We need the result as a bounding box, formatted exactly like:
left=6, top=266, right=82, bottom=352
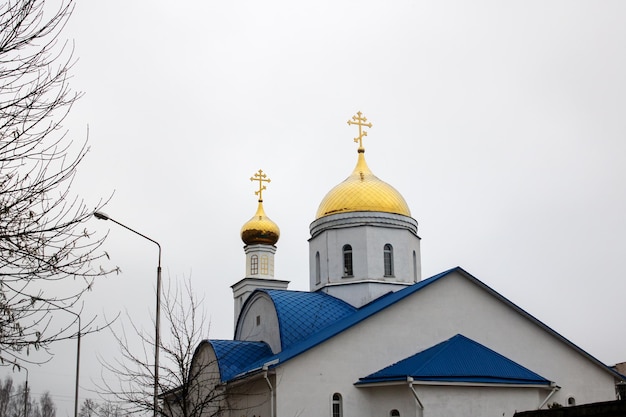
left=358, top=334, right=551, bottom=385
left=226, top=270, right=453, bottom=381
left=264, top=290, right=357, bottom=349
left=216, top=266, right=620, bottom=384
left=210, top=340, right=273, bottom=382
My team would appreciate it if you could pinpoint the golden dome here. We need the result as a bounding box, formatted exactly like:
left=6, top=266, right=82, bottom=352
left=315, top=150, right=411, bottom=219
left=241, top=201, right=280, bottom=245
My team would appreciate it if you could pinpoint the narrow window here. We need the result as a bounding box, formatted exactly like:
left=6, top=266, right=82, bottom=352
left=390, top=410, right=400, bottom=417
left=384, top=244, right=394, bottom=276
left=315, top=252, right=321, bottom=284
left=342, top=245, right=353, bottom=276
left=269, top=257, right=274, bottom=277
left=250, top=255, right=258, bottom=275
left=260, top=255, right=268, bottom=274
left=256, top=315, right=261, bottom=326
left=332, top=393, right=342, bottom=417
left=412, top=250, right=417, bottom=282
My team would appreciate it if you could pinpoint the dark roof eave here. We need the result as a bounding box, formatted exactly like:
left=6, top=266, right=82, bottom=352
left=226, top=362, right=278, bottom=386
left=355, top=376, right=554, bottom=389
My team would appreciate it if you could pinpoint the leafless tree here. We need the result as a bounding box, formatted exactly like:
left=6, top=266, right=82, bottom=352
left=0, top=376, right=56, bottom=417
left=77, top=399, right=128, bottom=417
left=37, top=393, right=53, bottom=417
left=0, top=376, right=14, bottom=417
left=78, top=399, right=98, bottom=417
left=97, top=278, right=239, bottom=417
left=7, top=381, right=34, bottom=417
left=95, top=401, right=125, bottom=417
left=0, top=0, right=115, bottom=369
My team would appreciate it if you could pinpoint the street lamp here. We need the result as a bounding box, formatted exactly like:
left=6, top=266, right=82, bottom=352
left=71, top=312, right=81, bottom=417
left=45, top=301, right=81, bottom=417
left=94, top=211, right=162, bottom=417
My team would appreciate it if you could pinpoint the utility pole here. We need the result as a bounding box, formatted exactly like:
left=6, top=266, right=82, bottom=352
left=23, top=370, right=28, bottom=417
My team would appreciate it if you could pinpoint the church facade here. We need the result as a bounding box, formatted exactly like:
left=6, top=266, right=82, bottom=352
left=177, top=113, right=623, bottom=417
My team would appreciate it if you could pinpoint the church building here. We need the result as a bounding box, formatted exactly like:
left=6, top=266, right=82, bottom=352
left=178, top=112, right=624, bottom=417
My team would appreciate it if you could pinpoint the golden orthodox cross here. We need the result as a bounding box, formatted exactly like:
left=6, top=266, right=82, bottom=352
left=347, top=111, right=373, bottom=150
left=250, top=169, right=271, bottom=202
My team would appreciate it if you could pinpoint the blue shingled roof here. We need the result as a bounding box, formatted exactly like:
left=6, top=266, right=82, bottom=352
left=222, top=269, right=454, bottom=380
left=209, top=340, right=273, bottom=382
left=357, top=334, right=552, bottom=386
left=263, top=289, right=357, bottom=349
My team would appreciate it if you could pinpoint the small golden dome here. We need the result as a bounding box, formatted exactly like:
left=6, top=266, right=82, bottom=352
left=315, top=150, right=411, bottom=219
left=241, top=201, right=280, bottom=245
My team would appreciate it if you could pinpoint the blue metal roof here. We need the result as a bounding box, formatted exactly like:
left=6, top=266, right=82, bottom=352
left=357, top=334, right=551, bottom=386
left=209, top=340, right=273, bottom=382
left=208, top=267, right=622, bottom=384
left=263, top=289, right=357, bottom=349
left=225, top=270, right=452, bottom=380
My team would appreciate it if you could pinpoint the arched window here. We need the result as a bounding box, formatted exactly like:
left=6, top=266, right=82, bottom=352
left=390, top=410, right=400, bottom=417
left=250, top=255, right=258, bottom=275
left=260, top=255, right=268, bottom=274
left=332, top=393, right=342, bottom=417
left=384, top=244, right=394, bottom=276
left=568, top=397, right=576, bottom=406
left=342, top=245, right=353, bottom=276
left=315, top=252, right=321, bottom=284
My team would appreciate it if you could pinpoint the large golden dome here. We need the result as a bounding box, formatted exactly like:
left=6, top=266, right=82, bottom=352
left=241, top=201, right=280, bottom=245
left=315, top=150, right=411, bottom=219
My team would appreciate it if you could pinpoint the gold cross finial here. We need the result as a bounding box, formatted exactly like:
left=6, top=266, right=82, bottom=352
left=250, top=169, right=271, bottom=202
left=347, top=111, right=373, bottom=151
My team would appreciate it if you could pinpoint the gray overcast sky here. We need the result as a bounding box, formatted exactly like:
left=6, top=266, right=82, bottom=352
left=7, top=0, right=626, bottom=415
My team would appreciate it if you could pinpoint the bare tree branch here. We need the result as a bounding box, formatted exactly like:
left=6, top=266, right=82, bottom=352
left=0, top=0, right=116, bottom=369
left=97, top=277, right=233, bottom=417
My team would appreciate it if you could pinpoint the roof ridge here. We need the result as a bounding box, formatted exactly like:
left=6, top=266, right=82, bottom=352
left=410, top=334, right=462, bottom=376
left=459, top=335, right=546, bottom=380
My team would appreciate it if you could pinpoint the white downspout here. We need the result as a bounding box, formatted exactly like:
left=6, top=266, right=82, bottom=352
left=407, top=377, right=424, bottom=417
left=263, top=365, right=275, bottom=417
left=537, top=384, right=561, bottom=410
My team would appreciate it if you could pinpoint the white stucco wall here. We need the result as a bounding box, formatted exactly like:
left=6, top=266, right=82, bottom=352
left=178, top=343, right=227, bottom=417
left=319, top=281, right=412, bottom=308
left=235, top=292, right=282, bottom=353
left=269, top=270, right=617, bottom=417
left=222, top=377, right=271, bottom=417
left=364, top=384, right=545, bottom=417
left=309, top=211, right=422, bottom=307
left=232, top=278, right=289, bottom=331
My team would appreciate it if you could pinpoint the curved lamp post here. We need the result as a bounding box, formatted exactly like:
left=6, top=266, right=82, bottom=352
left=94, top=211, right=162, bottom=417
